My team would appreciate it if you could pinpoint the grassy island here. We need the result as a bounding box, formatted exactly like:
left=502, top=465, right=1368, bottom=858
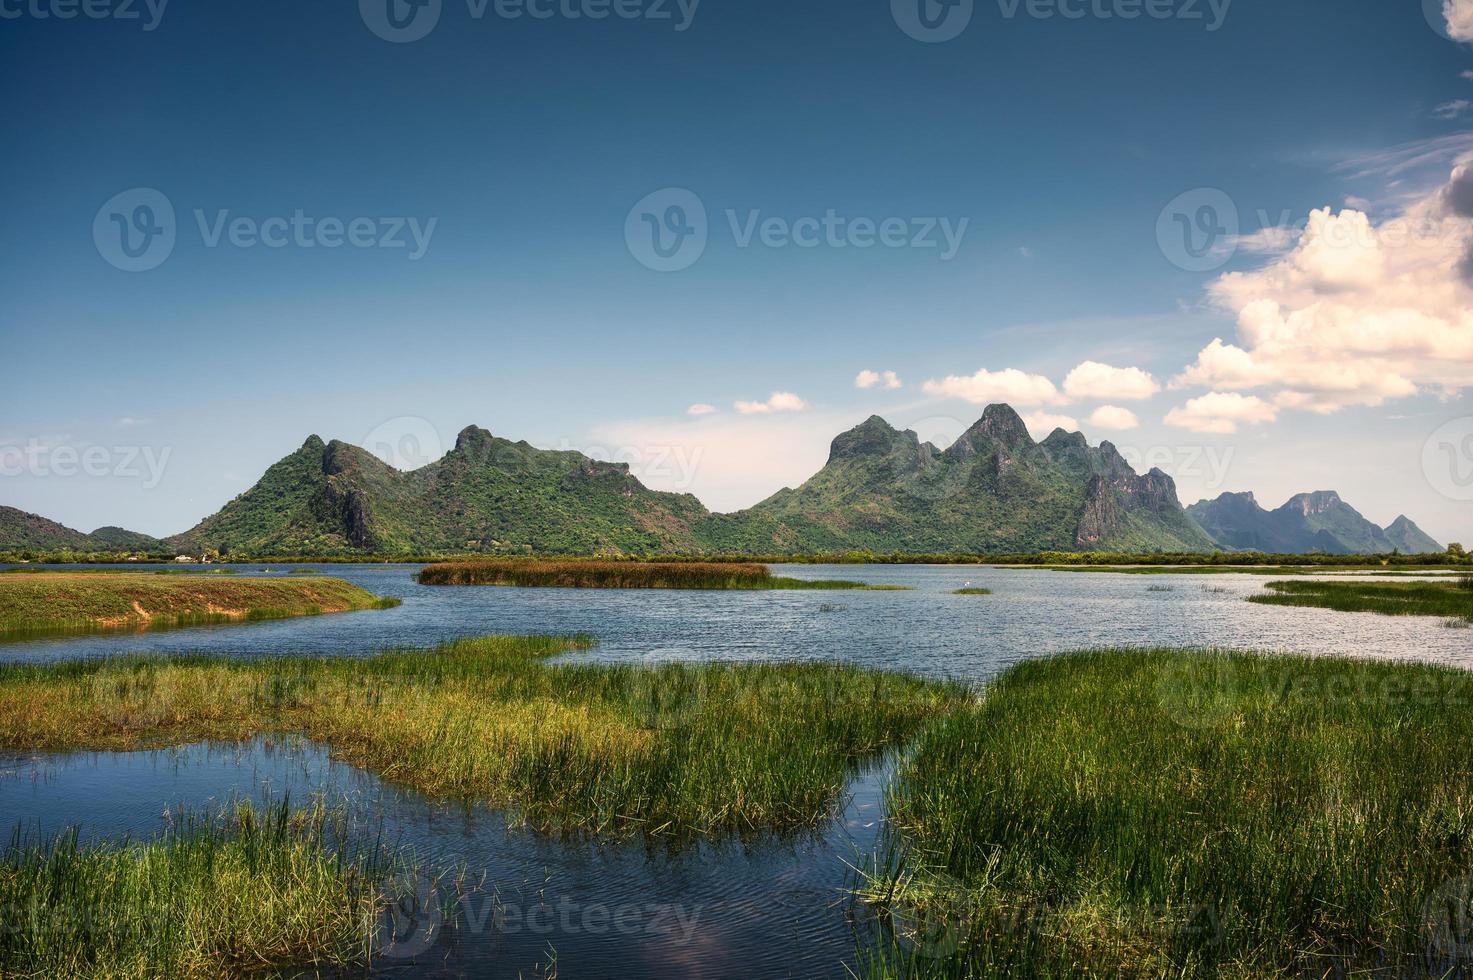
left=0, top=801, right=389, bottom=979
left=417, top=559, right=908, bottom=591
left=0, top=635, right=962, bottom=837
left=0, top=573, right=399, bottom=638
left=862, top=649, right=1473, bottom=977
left=1249, top=577, right=1473, bottom=622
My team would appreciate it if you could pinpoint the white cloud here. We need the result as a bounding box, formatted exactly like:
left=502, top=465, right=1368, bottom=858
left=734, top=391, right=808, bottom=415
left=1446, top=0, right=1473, bottom=42
left=1087, top=405, right=1140, bottom=431
left=1174, top=171, right=1473, bottom=414
left=1434, top=99, right=1473, bottom=119
left=921, top=367, right=1066, bottom=406
left=1164, top=392, right=1278, bottom=434
left=1018, top=246, right=1034, bottom=258
left=855, top=369, right=902, bottom=390
left=1062, top=361, right=1161, bottom=401
left=1021, top=411, right=1079, bottom=439
left=1463, top=70, right=1473, bottom=80
left=686, top=403, right=717, bottom=416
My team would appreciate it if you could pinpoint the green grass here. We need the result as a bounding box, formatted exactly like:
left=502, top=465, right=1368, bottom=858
left=0, top=799, right=391, bottom=979
left=1249, top=579, right=1473, bottom=622
left=952, top=588, right=992, bottom=595
left=417, top=559, right=908, bottom=590
left=0, top=573, right=399, bottom=639
left=859, top=649, right=1473, bottom=978
left=0, top=635, right=962, bottom=838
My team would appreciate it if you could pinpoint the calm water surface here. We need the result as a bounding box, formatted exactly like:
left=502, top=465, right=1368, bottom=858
left=2, top=563, right=1468, bottom=675
left=1, top=563, right=1468, bottom=977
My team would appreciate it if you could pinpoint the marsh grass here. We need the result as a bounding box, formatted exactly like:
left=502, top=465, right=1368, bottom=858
left=861, top=649, right=1473, bottom=977
left=951, top=588, right=992, bottom=595
left=0, top=636, right=963, bottom=838
left=0, top=799, right=389, bottom=979
left=0, top=573, right=399, bottom=639
left=1250, top=579, right=1473, bottom=622
left=417, top=560, right=906, bottom=591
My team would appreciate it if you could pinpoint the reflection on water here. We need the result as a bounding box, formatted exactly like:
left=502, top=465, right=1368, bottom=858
left=0, top=738, right=892, bottom=979
left=2, top=564, right=1470, bottom=678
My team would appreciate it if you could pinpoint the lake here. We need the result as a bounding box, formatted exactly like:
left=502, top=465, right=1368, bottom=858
left=1, top=563, right=1468, bottom=977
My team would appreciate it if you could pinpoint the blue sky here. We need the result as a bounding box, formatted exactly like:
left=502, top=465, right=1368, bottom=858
left=3, top=0, right=1473, bottom=544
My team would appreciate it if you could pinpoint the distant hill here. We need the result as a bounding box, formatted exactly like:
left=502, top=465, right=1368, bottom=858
left=1187, top=491, right=1443, bottom=555
left=163, top=405, right=1215, bottom=556
left=742, top=407, right=1214, bottom=553
left=7, top=409, right=1446, bottom=559
left=0, top=506, right=163, bottom=554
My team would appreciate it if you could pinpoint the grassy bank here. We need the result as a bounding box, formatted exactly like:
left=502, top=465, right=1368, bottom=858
left=0, top=573, right=399, bottom=638
left=0, top=800, right=388, bottom=979
left=417, top=559, right=907, bottom=590
left=862, top=649, right=1473, bottom=977
left=1250, top=578, right=1473, bottom=621
left=0, top=635, right=962, bottom=837
left=952, top=587, right=992, bottom=595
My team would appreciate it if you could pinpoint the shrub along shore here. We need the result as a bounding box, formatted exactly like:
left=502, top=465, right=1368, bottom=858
left=0, top=573, right=399, bottom=638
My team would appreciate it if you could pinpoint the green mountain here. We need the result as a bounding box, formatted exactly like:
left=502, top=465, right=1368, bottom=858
left=743, top=407, right=1214, bottom=553
left=1187, top=491, right=1443, bottom=555
left=0, top=506, right=163, bottom=554
left=168, top=405, right=1214, bottom=556
left=167, top=428, right=713, bottom=556
left=30, top=406, right=1449, bottom=559
left=1383, top=514, right=1444, bottom=554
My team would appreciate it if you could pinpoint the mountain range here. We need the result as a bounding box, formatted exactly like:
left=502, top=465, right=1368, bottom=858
left=0, top=405, right=1446, bottom=557
left=1186, top=491, right=1443, bottom=556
